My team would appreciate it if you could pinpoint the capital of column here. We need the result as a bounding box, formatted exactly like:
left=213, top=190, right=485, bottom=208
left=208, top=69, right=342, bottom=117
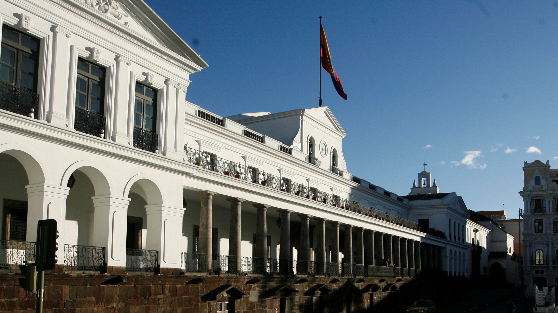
left=277, top=209, right=292, bottom=215
left=197, top=190, right=216, bottom=200
left=26, top=183, right=70, bottom=199
left=226, top=197, right=246, bottom=205
left=92, top=195, right=130, bottom=210
left=314, top=217, right=328, bottom=223
left=145, top=204, right=185, bottom=217
left=297, top=213, right=312, bottom=221
left=253, top=203, right=269, bottom=211
left=344, top=223, right=353, bottom=231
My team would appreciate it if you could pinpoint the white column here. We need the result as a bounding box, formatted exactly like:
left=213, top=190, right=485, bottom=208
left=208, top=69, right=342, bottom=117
left=47, top=25, right=72, bottom=126
left=26, top=183, right=70, bottom=266
left=92, top=196, right=129, bottom=267
left=162, top=79, right=178, bottom=157
left=111, top=56, right=131, bottom=144
left=175, top=83, right=188, bottom=153
left=145, top=204, right=185, bottom=268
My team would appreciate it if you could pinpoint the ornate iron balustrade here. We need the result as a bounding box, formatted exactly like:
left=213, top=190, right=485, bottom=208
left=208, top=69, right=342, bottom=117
left=133, top=128, right=158, bottom=153
left=331, top=166, right=344, bottom=177
left=181, top=252, right=208, bottom=273
left=0, top=240, right=35, bottom=270
left=197, top=109, right=224, bottom=126
left=268, top=258, right=279, bottom=274
left=64, top=244, right=105, bottom=271
left=241, top=256, right=253, bottom=273
left=74, top=108, right=105, bottom=138
left=342, top=263, right=352, bottom=277
left=212, top=254, right=228, bottom=273
left=0, top=80, right=39, bottom=119
left=182, top=147, right=419, bottom=231
left=243, top=129, right=265, bottom=143
left=306, top=155, right=321, bottom=166
left=126, top=248, right=158, bottom=272
left=355, top=264, right=365, bottom=277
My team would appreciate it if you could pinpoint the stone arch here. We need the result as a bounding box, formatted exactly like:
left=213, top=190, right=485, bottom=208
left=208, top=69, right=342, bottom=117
left=123, top=174, right=164, bottom=205
left=61, top=160, right=113, bottom=196
left=0, top=143, right=47, bottom=184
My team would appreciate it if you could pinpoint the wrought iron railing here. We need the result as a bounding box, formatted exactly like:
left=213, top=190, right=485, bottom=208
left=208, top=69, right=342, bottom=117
left=212, top=254, right=228, bottom=273
left=181, top=252, right=208, bottom=273
left=133, top=128, right=158, bottom=153
left=0, top=240, right=35, bottom=270
left=279, top=145, right=292, bottom=155
left=0, top=80, right=39, bottom=119
left=126, top=248, right=158, bottom=272
left=64, top=244, right=105, bottom=271
left=306, top=155, right=321, bottom=166
left=74, top=108, right=105, bottom=138
left=182, top=146, right=419, bottom=230
left=331, top=166, right=344, bottom=177
left=342, top=263, right=352, bottom=277
left=241, top=256, right=253, bottom=273
left=268, top=258, right=279, bottom=274
left=355, top=264, right=365, bottom=277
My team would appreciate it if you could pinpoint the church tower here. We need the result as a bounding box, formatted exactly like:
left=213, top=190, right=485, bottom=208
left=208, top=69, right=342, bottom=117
left=409, top=170, right=439, bottom=195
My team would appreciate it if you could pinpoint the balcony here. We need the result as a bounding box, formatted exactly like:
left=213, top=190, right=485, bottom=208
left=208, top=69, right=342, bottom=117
left=306, top=155, right=321, bottom=166
left=133, top=128, right=158, bottom=153
left=331, top=166, right=344, bottom=177
left=0, top=80, right=39, bottom=119
left=75, top=108, right=105, bottom=137
left=126, top=248, right=158, bottom=273
left=0, top=240, right=35, bottom=271
left=64, top=244, right=106, bottom=272
left=183, top=147, right=419, bottom=230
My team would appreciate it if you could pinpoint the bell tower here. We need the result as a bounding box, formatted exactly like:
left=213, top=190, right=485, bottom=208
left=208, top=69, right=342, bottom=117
left=410, top=170, right=439, bottom=195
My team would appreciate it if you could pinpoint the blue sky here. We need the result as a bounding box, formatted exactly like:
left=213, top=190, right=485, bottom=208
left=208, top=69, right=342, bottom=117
left=146, top=0, right=558, bottom=219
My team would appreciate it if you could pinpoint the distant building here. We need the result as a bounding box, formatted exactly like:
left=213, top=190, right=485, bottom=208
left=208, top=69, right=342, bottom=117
left=478, top=210, right=507, bottom=220
left=520, top=160, right=558, bottom=288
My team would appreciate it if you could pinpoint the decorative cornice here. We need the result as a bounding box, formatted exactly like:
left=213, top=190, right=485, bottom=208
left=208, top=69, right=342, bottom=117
left=115, top=55, right=130, bottom=66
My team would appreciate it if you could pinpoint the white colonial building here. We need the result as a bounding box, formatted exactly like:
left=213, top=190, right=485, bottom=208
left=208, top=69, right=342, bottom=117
left=0, top=0, right=514, bottom=299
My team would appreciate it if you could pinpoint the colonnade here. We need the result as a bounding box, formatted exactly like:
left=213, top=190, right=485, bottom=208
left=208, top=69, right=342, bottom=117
left=197, top=193, right=445, bottom=276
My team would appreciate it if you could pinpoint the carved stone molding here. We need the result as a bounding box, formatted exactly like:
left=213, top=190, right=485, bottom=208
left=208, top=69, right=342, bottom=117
left=144, top=72, right=155, bottom=85
left=116, top=55, right=131, bottom=66
left=53, top=25, right=72, bottom=38
left=19, top=13, right=31, bottom=31
left=72, top=0, right=130, bottom=23
left=90, top=47, right=102, bottom=62
left=165, top=78, right=179, bottom=88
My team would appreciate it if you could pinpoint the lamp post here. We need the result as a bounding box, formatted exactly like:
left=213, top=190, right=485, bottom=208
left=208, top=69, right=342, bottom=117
left=519, top=207, right=523, bottom=289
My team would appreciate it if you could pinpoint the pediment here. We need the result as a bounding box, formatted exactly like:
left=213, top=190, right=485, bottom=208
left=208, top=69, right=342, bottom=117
left=304, top=107, right=346, bottom=138
left=61, top=0, right=207, bottom=69
left=201, top=285, right=247, bottom=301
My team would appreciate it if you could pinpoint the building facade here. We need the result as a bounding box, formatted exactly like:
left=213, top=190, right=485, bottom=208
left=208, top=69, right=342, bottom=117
left=520, top=160, right=558, bottom=288
left=0, top=0, right=513, bottom=311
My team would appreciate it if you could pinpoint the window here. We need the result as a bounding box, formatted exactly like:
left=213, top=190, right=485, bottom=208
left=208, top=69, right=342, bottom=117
left=418, top=219, right=429, bottom=231
left=216, top=301, right=229, bottom=313
left=2, top=199, right=28, bottom=241
left=75, top=58, right=105, bottom=137
left=126, top=216, right=143, bottom=249
left=0, top=25, right=40, bottom=117
left=308, top=137, right=316, bottom=164
left=332, top=148, right=338, bottom=167
left=554, top=221, right=558, bottom=233
left=532, top=199, right=546, bottom=213
left=133, top=83, right=158, bottom=152
left=536, top=249, right=544, bottom=265
left=535, top=219, right=544, bottom=233
left=535, top=176, right=541, bottom=185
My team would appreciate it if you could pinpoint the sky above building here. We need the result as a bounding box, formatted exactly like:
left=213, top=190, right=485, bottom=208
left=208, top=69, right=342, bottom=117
left=145, top=0, right=558, bottom=219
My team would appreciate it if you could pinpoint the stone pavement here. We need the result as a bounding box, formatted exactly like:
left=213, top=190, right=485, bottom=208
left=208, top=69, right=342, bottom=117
left=437, top=289, right=534, bottom=313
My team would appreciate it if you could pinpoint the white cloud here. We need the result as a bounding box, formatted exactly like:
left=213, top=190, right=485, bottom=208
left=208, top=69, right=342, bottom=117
left=450, top=161, right=460, bottom=167
left=440, top=161, right=446, bottom=165
left=496, top=143, right=504, bottom=147
left=527, top=136, right=540, bottom=140
left=504, top=147, right=517, bottom=154
left=490, top=146, right=498, bottom=152
left=553, top=156, right=558, bottom=160
left=423, top=144, right=432, bottom=149
left=526, top=146, right=542, bottom=154
left=460, top=150, right=487, bottom=169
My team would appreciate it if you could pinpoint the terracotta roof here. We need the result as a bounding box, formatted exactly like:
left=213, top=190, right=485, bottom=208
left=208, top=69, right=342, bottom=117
left=478, top=210, right=505, bottom=215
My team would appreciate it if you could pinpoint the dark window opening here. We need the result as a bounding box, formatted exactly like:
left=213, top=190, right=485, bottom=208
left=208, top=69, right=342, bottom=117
left=2, top=199, right=28, bottom=241
left=75, top=58, right=105, bottom=137
left=133, top=83, right=158, bottom=152
left=126, top=216, right=143, bottom=249
left=535, top=219, right=543, bottom=233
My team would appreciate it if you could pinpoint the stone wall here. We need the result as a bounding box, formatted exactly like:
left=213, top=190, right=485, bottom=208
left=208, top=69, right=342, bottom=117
left=0, top=272, right=463, bottom=313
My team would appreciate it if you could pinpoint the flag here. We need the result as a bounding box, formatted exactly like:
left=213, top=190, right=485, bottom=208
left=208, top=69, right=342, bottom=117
left=320, top=25, right=347, bottom=100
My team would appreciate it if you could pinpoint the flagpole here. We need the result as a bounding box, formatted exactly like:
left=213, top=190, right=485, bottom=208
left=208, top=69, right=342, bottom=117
left=319, top=16, right=322, bottom=107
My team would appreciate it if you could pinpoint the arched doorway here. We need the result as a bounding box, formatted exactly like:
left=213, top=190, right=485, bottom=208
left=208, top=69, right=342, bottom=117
left=489, top=262, right=505, bottom=286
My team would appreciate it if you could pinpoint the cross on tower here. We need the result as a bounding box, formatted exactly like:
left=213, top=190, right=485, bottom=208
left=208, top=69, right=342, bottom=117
left=423, top=162, right=427, bottom=171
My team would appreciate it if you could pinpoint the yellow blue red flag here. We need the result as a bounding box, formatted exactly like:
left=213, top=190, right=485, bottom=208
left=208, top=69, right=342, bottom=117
left=320, top=25, right=347, bottom=100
